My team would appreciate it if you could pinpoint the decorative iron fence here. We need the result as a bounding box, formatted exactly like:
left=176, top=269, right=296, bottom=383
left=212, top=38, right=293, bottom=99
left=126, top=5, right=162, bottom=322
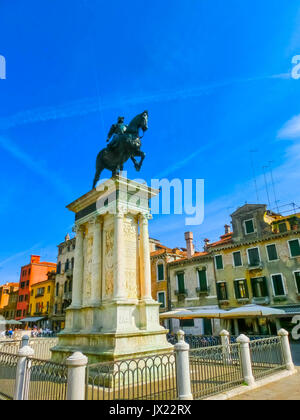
left=28, top=338, right=58, bottom=360
left=0, top=338, right=58, bottom=360
left=189, top=343, right=244, bottom=399
left=25, top=357, right=68, bottom=401
left=250, top=337, right=285, bottom=380
left=86, top=353, right=177, bottom=401
left=0, top=352, right=19, bottom=400
left=0, top=340, right=20, bottom=355
left=167, top=333, right=221, bottom=348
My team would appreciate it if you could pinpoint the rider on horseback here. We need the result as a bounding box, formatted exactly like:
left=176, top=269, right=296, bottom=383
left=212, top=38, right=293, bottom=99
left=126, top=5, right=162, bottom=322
left=106, top=116, right=127, bottom=151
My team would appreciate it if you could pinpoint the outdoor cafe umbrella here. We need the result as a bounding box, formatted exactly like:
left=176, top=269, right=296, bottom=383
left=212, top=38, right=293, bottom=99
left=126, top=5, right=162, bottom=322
left=220, top=304, right=285, bottom=319
left=0, top=319, right=22, bottom=325
left=160, top=307, right=228, bottom=320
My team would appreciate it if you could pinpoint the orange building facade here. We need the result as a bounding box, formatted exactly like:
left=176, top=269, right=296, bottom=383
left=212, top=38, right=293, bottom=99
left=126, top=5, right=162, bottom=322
left=16, top=255, right=56, bottom=321
left=0, top=283, right=19, bottom=317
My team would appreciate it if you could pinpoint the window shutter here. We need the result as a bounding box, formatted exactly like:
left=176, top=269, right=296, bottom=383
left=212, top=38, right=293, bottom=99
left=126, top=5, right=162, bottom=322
left=267, top=244, right=278, bottom=261
left=198, top=270, right=208, bottom=291
left=234, top=281, right=241, bottom=299
left=261, top=277, right=269, bottom=297
left=177, top=273, right=185, bottom=293
left=295, top=272, right=300, bottom=294
left=272, top=275, right=285, bottom=296
left=215, top=255, right=223, bottom=270
left=233, top=252, right=242, bottom=267
left=289, top=240, right=300, bottom=257
left=157, top=264, right=164, bottom=281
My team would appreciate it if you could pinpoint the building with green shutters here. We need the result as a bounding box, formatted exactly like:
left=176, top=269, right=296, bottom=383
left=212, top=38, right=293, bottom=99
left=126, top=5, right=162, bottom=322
left=207, top=204, right=300, bottom=335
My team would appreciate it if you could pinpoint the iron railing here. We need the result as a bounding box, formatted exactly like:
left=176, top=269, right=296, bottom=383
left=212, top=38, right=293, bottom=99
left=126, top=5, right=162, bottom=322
left=86, top=353, right=177, bottom=401
left=167, top=333, right=221, bottom=348
left=25, top=357, right=68, bottom=400
left=28, top=338, right=58, bottom=360
left=250, top=337, right=285, bottom=380
left=0, top=338, right=58, bottom=360
left=0, top=352, right=19, bottom=400
left=189, top=343, right=244, bottom=399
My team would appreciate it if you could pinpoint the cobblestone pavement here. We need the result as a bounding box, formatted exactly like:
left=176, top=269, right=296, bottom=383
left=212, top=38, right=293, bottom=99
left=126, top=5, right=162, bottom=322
left=230, top=344, right=300, bottom=400
left=230, top=367, right=300, bottom=400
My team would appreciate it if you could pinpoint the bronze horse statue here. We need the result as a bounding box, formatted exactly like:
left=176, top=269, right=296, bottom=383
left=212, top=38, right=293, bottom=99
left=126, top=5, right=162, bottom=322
left=92, top=111, right=148, bottom=189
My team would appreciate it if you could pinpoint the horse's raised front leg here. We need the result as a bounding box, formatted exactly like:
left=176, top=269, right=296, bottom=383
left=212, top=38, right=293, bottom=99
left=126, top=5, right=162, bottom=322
left=132, top=151, right=146, bottom=171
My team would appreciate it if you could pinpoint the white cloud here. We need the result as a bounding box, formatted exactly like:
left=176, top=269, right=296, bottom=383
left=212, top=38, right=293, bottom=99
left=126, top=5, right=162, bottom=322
left=278, top=114, right=300, bottom=139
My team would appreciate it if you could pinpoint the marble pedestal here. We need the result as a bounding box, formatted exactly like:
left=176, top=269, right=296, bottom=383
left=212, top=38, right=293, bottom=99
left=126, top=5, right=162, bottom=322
left=51, top=176, right=173, bottom=363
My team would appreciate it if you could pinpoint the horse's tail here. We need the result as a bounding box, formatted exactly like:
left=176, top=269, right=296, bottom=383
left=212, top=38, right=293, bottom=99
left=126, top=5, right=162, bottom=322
left=93, top=150, right=105, bottom=189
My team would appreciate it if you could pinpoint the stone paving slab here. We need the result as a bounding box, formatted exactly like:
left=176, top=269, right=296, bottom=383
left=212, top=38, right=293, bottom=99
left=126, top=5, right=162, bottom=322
left=230, top=367, right=300, bottom=400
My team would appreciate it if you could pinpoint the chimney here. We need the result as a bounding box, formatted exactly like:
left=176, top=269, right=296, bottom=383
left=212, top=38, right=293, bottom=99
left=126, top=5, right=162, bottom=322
left=204, top=238, right=210, bottom=251
left=224, top=224, right=231, bottom=235
left=30, top=255, right=40, bottom=264
left=185, top=232, right=195, bottom=258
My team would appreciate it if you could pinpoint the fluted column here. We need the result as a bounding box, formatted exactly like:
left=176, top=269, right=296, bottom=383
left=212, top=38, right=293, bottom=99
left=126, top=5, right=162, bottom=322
left=113, top=211, right=126, bottom=300
left=71, top=226, right=84, bottom=308
left=90, top=217, right=102, bottom=306
left=139, top=214, right=153, bottom=301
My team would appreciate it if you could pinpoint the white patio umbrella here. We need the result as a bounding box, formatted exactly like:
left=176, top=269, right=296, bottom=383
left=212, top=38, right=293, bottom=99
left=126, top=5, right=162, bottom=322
left=160, top=307, right=228, bottom=320
left=221, top=304, right=285, bottom=319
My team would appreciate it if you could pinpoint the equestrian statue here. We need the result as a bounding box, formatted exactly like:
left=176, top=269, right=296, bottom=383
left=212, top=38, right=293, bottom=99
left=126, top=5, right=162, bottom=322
left=92, top=111, right=148, bottom=189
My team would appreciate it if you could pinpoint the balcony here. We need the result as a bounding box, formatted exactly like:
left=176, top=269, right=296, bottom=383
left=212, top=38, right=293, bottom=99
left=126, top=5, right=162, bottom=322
left=195, top=287, right=209, bottom=297
left=273, top=295, right=288, bottom=303
left=175, top=289, right=188, bottom=300
left=247, top=261, right=264, bottom=271
left=251, top=296, right=270, bottom=305
left=35, top=292, right=44, bottom=298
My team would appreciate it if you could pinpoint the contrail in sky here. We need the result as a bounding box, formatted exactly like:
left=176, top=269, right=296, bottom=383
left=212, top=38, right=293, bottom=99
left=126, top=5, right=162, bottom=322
left=0, top=74, right=290, bottom=132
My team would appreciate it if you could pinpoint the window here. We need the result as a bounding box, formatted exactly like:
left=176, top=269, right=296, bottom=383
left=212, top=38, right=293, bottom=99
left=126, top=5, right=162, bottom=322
left=23, top=310, right=26, bottom=317
left=157, top=292, right=166, bottom=308
left=271, top=274, right=286, bottom=296
left=19, top=295, right=24, bottom=302
left=278, top=223, right=287, bottom=233
left=46, top=302, right=50, bottom=313
left=215, top=255, right=224, bottom=270
left=295, top=272, right=300, bottom=294
left=217, top=282, right=228, bottom=301
left=244, top=219, right=255, bottom=235
left=247, top=248, right=261, bottom=267
left=234, top=279, right=249, bottom=299
left=180, top=319, right=195, bottom=328
left=157, top=264, right=164, bottom=281
left=54, top=304, right=58, bottom=315
left=69, top=280, right=73, bottom=293
left=177, top=272, right=185, bottom=293
left=233, top=251, right=242, bottom=267
left=25, top=294, right=29, bottom=302
left=16, top=310, right=22, bottom=318
left=64, top=281, right=68, bottom=293
left=21, top=282, right=25, bottom=289
left=266, top=244, right=278, bottom=261
left=71, top=257, right=75, bottom=269
left=65, top=259, right=69, bottom=271
left=56, top=283, right=59, bottom=297
left=47, top=286, right=51, bottom=293
left=251, top=277, right=268, bottom=298
left=57, top=262, right=61, bottom=274
left=26, top=280, right=29, bottom=286
left=198, top=269, right=208, bottom=292
left=28, top=269, right=31, bottom=275
left=288, top=239, right=300, bottom=258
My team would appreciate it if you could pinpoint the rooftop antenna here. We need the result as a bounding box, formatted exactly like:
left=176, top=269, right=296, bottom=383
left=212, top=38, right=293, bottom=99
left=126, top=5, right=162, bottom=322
left=262, top=165, right=271, bottom=207
left=250, top=150, right=259, bottom=202
left=268, top=161, right=280, bottom=213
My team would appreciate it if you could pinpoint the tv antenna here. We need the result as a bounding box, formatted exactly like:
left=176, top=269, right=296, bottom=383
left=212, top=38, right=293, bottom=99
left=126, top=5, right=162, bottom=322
left=262, top=165, right=271, bottom=207
left=250, top=150, right=259, bottom=202
left=268, top=161, right=280, bottom=213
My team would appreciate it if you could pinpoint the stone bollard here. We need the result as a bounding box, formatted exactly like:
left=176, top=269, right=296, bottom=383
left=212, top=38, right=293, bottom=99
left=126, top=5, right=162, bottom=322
left=278, top=329, right=295, bottom=371
left=14, top=345, right=34, bottom=400
left=236, top=334, right=255, bottom=386
left=66, top=352, right=88, bottom=400
left=174, top=330, right=193, bottom=400
left=220, top=330, right=232, bottom=364
left=20, top=335, right=29, bottom=349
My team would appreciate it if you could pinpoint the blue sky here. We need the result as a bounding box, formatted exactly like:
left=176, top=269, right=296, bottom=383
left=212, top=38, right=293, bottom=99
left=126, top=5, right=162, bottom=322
left=1, top=0, right=300, bottom=284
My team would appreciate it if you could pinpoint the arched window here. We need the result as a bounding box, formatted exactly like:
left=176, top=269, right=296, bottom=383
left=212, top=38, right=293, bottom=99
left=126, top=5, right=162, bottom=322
left=57, top=262, right=61, bottom=275
left=71, top=257, right=74, bottom=269
left=56, top=282, right=59, bottom=297
left=64, top=281, right=68, bottom=293
left=69, top=279, right=73, bottom=293
left=65, top=259, right=69, bottom=271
